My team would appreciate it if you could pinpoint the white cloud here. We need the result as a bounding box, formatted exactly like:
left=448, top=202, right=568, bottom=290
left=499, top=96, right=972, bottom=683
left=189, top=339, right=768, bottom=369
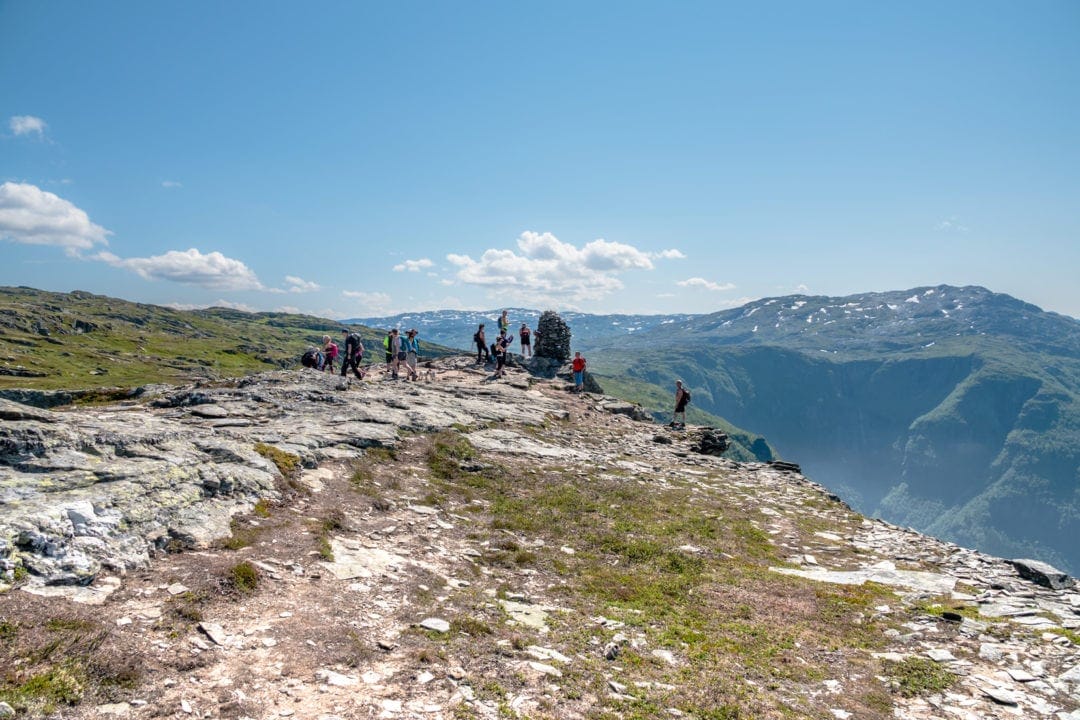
left=342, top=290, right=392, bottom=314
left=10, top=115, right=47, bottom=137
left=677, top=277, right=736, bottom=292
left=795, top=284, right=810, bottom=293
left=275, top=305, right=301, bottom=314
left=209, top=299, right=256, bottom=312
left=96, top=248, right=264, bottom=290
left=0, top=182, right=111, bottom=253
left=284, top=275, right=321, bottom=293
left=650, top=249, right=686, bottom=260
left=161, top=180, right=183, bottom=189
left=447, top=231, right=678, bottom=306
left=393, top=258, right=434, bottom=272
left=656, top=293, right=677, bottom=298
left=935, top=217, right=969, bottom=233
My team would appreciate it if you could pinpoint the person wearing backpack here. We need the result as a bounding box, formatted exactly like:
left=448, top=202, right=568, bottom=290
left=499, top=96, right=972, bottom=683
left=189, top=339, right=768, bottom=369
left=301, top=346, right=322, bottom=370
left=383, top=330, right=394, bottom=374
left=340, top=329, right=365, bottom=379
left=403, top=328, right=420, bottom=381
left=672, top=380, right=691, bottom=428
left=474, top=323, right=490, bottom=365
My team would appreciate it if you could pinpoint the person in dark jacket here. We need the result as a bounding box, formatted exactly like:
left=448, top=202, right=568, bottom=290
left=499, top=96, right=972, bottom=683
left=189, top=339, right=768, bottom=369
left=340, top=329, right=365, bottom=379
left=474, top=323, right=490, bottom=364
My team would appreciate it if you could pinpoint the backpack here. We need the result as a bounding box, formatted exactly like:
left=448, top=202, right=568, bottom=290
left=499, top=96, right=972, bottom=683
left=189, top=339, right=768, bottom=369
left=683, top=389, right=691, bottom=404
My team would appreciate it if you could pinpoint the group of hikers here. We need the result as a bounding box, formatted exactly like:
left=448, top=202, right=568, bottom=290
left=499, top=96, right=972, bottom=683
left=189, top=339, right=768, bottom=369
left=300, top=308, right=692, bottom=426
left=472, top=310, right=535, bottom=380
left=300, top=327, right=421, bottom=381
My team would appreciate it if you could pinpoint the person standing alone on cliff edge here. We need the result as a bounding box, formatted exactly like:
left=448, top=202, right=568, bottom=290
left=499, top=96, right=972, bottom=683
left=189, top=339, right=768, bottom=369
left=672, top=380, right=690, bottom=429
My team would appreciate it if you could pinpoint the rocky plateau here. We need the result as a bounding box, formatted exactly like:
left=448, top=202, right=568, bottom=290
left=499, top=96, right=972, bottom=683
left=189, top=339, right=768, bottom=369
left=0, top=358, right=1078, bottom=720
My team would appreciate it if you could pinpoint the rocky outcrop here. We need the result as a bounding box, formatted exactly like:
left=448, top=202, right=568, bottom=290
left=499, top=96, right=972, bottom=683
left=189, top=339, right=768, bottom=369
left=0, top=360, right=567, bottom=587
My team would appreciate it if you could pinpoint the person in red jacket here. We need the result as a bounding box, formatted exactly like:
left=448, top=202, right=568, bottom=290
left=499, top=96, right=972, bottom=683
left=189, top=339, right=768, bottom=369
left=571, top=351, right=586, bottom=393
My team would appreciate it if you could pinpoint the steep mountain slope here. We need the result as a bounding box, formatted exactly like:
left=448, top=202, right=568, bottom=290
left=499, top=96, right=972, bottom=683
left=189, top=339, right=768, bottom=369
left=591, top=286, right=1080, bottom=573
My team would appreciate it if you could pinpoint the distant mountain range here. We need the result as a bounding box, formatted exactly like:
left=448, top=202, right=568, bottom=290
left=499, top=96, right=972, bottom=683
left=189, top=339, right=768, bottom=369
left=342, top=308, right=698, bottom=351
left=356, top=286, right=1080, bottom=574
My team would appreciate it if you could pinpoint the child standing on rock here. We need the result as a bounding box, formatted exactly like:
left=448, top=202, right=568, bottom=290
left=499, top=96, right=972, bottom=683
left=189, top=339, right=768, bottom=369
left=572, top=352, right=586, bottom=392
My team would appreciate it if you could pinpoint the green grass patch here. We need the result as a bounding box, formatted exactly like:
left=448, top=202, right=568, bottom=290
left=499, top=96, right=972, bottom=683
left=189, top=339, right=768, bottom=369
left=886, top=656, right=958, bottom=697
left=227, top=561, right=260, bottom=595
left=254, top=442, right=301, bottom=476
left=426, top=431, right=478, bottom=479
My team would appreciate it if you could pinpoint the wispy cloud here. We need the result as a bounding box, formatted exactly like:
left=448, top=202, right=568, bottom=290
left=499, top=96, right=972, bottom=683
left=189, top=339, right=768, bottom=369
left=9, top=115, right=47, bottom=138
left=393, top=258, right=434, bottom=272
left=342, top=290, right=392, bottom=314
left=209, top=299, right=256, bottom=312
left=0, top=182, right=111, bottom=253
left=447, top=231, right=680, bottom=306
left=275, top=305, right=301, bottom=314
left=649, top=249, right=686, bottom=260
left=677, top=277, right=736, bottom=292
left=935, top=217, right=969, bottom=233
left=284, top=275, right=321, bottom=293
left=161, top=180, right=183, bottom=189
left=96, top=248, right=264, bottom=290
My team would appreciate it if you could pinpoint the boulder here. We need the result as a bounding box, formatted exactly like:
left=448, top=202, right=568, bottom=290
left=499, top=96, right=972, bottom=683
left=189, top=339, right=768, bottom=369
left=1010, top=559, right=1075, bottom=590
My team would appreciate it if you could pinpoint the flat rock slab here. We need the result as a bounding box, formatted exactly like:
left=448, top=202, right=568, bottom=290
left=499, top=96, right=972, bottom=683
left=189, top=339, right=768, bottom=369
left=770, top=561, right=956, bottom=595
left=467, top=429, right=588, bottom=459
left=324, top=539, right=410, bottom=580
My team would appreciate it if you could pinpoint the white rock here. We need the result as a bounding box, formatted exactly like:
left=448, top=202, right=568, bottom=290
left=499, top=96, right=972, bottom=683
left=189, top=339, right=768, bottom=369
left=198, top=622, right=228, bottom=646
left=419, top=617, right=450, bottom=633
left=528, top=661, right=562, bottom=678
left=316, top=669, right=358, bottom=687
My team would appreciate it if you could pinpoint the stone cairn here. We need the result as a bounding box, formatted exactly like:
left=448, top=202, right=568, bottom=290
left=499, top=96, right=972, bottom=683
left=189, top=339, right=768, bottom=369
left=691, top=428, right=730, bottom=456
left=534, top=310, right=571, bottom=362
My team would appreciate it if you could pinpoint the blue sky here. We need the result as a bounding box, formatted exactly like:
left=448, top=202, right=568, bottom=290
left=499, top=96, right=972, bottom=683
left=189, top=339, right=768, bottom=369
left=2, top=2, right=1078, bottom=319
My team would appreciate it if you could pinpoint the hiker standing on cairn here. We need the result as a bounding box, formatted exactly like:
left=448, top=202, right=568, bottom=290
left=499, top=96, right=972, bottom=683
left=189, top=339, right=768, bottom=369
left=474, top=323, right=490, bottom=364
left=672, top=380, right=690, bottom=428
left=340, top=329, right=365, bottom=379
left=572, top=351, right=587, bottom=393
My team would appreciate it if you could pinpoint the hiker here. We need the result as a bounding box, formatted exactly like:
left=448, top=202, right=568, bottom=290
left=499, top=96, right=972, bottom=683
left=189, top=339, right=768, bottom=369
left=403, top=328, right=420, bottom=381
left=322, top=335, right=339, bottom=374
left=474, top=323, right=490, bottom=364
left=301, top=345, right=322, bottom=370
left=493, top=334, right=510, bottom=378
left=383, top=330, right=394, bottom=374
left=672, top=380, right=690, bottom=428
left=340, top=329, right=365, bottom=379
left=519, top=323, right=532, bottom=359
left=571, top=351, right=586, bottom=392
left=389, top=328, right=403, bottom=379
left=498, top=309, right=510, bottom=336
